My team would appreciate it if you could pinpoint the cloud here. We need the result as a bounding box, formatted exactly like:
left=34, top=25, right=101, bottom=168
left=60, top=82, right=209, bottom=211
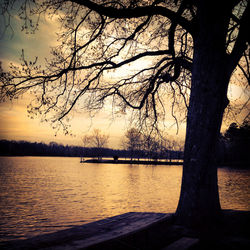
left=0, top=13, right=59, bottom=69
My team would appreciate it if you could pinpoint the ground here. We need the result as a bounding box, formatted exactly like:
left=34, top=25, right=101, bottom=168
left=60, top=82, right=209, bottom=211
left=1, top=210, right=249, bottom=249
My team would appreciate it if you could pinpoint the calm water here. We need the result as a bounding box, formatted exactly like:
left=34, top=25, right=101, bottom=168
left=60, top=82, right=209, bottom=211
left=0, top=156, right=249, bottom=242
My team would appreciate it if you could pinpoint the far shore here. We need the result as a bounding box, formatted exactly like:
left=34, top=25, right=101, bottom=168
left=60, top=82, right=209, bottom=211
left=82, top=158, right=184, bottom=165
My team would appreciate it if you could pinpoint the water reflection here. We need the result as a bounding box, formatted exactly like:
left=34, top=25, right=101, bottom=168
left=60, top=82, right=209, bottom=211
left=0, top=157, right=249, bottom=242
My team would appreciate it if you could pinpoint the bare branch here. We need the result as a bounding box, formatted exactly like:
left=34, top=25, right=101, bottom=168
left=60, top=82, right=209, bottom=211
left=73, top=0, right=194, bottom=34
left=228, top=2, right=250, bottom=74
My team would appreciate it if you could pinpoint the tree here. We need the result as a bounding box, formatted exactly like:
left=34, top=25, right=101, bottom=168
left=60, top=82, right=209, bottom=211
left=82, top=129, right=109, bottom=160
left=123, top=128, right=143, bottom=160
left=92, top=129, right=109, bottom=148
left=81, top=134, right=92, bottom=159
left=223, top=120, right=250, bottom=164
left=0, top=0, right=249, bottom=227
left=143, top=134, right=160, bottom=161
left=163, top=138, right=180, bottom=162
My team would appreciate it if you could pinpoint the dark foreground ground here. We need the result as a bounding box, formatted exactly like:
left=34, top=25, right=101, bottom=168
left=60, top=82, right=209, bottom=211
left=1, top=210, right=249, bottom=250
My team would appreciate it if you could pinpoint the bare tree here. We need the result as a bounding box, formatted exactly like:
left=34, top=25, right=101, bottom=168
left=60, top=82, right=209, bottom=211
left=81, top=134, right=91, bottom=160
left=82, top=135, right=91, bottom=148
left=123, top=128, right=142, bottom=160
left=91, top=129, right=109, bottom=148
left=0, top=0, right=249, bottom=227
left=85, top=129, right=109, bottom=160
left=142, top=134, right=160, bottom=161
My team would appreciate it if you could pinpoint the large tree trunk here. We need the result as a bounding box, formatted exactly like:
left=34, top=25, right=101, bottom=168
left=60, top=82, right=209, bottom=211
left=175, top=1, right=232, bottom=227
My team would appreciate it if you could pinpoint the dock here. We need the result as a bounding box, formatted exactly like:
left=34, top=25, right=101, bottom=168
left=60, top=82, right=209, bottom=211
left=81, top=159, right=183, bottom=165
left=1, top=212, right=195, bottom=250
left=1, top=210, right=249, bottom=249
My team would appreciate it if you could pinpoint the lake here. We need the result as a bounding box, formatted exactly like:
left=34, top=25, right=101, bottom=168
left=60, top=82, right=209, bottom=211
left=0, top=156, right=249, bottom=242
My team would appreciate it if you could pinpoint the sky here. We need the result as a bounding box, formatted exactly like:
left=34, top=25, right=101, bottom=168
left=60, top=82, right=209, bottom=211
left=0, top=2, right=249, bottom=149
left=0, top=8, right=187, bottom=148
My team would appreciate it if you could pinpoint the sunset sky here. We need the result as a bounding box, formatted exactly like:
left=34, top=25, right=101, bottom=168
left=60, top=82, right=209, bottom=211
left=0, top=4, right=248, bottom=149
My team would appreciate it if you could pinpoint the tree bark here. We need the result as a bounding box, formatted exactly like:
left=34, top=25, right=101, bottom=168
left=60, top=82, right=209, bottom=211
left=175, top=1, right=232, bottom=227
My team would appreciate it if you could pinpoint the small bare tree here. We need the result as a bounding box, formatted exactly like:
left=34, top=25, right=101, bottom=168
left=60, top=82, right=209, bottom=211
left=86, top=129, right=109, bottom=160
left=81, top=134, right=92, bottom=160
left=92, top=129, right=109, bottom=147
left=123, top=128, right=142, bottom=161
left=142, top=134, right=160, bottom=161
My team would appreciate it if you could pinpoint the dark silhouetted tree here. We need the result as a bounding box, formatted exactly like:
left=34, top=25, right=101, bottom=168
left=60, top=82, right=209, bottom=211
left=0, top=0, right=249, bottom=227
left=223, top=120, right=250, bottom=164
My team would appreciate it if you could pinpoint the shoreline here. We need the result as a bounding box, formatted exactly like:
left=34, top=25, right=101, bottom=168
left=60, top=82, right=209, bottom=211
left=82, top=159, right=184, bottom=165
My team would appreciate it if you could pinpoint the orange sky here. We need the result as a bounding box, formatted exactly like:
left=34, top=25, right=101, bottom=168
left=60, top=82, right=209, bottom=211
left=0, top=13, right=186, bottom=148
left=0, top=91, right=187, bottom=148
left=0, top=11, right=248, bottom=149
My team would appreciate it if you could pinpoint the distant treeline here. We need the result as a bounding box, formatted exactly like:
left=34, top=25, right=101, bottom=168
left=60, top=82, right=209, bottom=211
left=0, top=140, right=183, bottom=160
left=0, top=121, right=249, bottom=168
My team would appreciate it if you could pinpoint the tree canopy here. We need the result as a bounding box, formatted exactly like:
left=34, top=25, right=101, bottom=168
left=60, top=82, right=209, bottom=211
left=1, top=0, right=248, bottom=134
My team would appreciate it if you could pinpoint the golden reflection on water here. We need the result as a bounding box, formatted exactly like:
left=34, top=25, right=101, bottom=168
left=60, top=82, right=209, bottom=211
left=0, top=156, right=249, bottom=242
left=218, top=167, right=250, bottom=211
